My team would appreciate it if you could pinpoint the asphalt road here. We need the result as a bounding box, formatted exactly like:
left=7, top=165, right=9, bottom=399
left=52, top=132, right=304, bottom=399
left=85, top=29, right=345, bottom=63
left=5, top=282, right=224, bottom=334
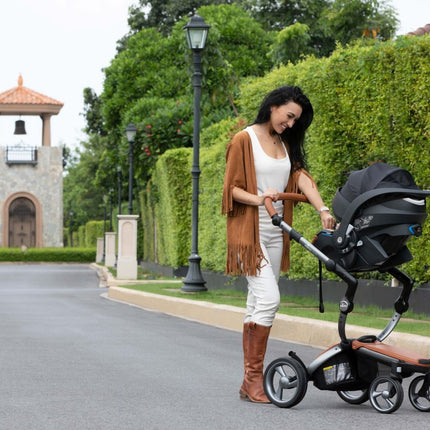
left=0, top=264, right=428, bottom=430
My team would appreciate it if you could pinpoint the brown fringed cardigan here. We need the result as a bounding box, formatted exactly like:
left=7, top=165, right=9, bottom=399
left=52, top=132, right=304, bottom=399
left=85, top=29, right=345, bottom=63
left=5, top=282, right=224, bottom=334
left=221, top=130, right=316, bottom=276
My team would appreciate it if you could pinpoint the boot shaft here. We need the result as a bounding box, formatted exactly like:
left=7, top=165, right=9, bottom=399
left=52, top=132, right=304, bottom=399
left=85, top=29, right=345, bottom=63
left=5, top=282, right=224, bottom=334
left=246, top=322, right=271, bottom=373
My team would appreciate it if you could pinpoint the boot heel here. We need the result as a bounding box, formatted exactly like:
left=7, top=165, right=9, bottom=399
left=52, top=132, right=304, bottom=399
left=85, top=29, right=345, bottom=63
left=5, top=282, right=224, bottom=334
left=239, top=389, right=249, bottom=400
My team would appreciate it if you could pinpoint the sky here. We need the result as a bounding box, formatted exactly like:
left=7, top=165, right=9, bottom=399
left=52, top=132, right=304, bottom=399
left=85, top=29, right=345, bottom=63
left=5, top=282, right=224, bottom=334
left=0, top=0, right=133, bottom=149
left=0, top=0, right=428, bottom=150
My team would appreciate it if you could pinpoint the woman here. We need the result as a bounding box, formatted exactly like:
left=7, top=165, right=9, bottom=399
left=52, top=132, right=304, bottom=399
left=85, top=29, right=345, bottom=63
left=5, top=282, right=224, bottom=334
left=222, top=85, right=335, bottom=403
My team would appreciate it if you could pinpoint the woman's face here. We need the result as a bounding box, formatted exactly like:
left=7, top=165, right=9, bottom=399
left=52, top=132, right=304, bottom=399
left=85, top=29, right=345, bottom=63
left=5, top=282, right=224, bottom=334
left=270, top=101, right=302, bottom=134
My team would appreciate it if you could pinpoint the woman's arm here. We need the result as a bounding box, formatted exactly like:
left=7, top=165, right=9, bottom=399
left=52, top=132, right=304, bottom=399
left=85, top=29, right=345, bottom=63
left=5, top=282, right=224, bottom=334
left=232, top=186, right=280, bottom=207
left=298, top=173, right=336, bottom=229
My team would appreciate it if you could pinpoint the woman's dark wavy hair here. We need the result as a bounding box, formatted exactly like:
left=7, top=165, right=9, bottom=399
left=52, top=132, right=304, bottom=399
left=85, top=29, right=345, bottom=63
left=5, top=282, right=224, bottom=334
left=253, top=85, right=313, bottom=170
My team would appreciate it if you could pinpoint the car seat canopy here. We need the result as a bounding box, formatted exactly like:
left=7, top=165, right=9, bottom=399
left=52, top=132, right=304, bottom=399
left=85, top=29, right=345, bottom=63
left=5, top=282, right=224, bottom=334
left=333, top=162, right=421, bottom=221
left=315, top=163, right=429, bottom=272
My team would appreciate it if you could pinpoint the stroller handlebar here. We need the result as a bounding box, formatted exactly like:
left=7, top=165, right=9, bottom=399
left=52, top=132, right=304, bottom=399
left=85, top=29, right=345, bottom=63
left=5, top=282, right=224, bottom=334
left=264, top=193, right=309, bottom=217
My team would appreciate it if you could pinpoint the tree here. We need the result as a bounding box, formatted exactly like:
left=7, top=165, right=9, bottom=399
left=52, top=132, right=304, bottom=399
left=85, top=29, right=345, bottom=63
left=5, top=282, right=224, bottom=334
left=244, top=0, right=397, bottom=58
left=82, top=88, right=106, bottom=136
left=102, top=27, right=187, bottom=132
left=63, top=135, right=111, bottom=228
left=270, top=22, right=312, bottom=66
left=126, top=0, right=398, bottom=60
left=321, top=0, right=398, bottom=49
left=97, top=4, right=274, bottom=184
left=127, top=0, right=232, bottom=35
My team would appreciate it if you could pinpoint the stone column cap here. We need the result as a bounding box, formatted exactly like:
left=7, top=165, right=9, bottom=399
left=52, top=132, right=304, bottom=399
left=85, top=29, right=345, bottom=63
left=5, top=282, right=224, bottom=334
left=117, top=214, right=139, bottom=220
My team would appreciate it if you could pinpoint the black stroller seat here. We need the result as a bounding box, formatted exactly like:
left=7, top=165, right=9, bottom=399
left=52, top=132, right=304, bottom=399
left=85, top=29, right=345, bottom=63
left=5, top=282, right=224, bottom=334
left=313, top=162, right=430, bottom=272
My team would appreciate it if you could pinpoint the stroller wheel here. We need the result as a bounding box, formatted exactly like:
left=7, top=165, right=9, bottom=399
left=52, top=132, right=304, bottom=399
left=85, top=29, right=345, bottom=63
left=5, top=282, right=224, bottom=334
left=263, top=357, right=307, bottom=408
left=408, top=375, right=430, bottom=412
left=337, top=389, right=369, bottom=405
left=369, top=376, right=403, bottom=414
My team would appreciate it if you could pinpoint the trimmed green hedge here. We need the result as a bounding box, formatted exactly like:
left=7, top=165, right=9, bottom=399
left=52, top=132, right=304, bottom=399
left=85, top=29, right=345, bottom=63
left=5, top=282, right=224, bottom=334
left=140, top=184, right=156, bottom=262
left=143, top=35, right=430, bottom=283
left=85, top=221, right=104, bottom=248
left=0, top=247, right=96, bottom=262
left=151, top=147, right=193, bottom=267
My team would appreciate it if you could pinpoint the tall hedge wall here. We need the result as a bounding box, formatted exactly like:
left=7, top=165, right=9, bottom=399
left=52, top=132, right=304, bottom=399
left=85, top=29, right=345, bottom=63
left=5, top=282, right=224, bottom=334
left=144, top=35, right=430, bottom=284
left=85, top=221, right=104, bottom=248
left=150, top=148, right=193, bottom=267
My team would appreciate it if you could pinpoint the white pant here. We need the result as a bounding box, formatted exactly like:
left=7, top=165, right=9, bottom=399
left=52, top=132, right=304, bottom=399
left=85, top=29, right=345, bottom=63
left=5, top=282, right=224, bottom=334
left=244, top=210, right=282, bottom=327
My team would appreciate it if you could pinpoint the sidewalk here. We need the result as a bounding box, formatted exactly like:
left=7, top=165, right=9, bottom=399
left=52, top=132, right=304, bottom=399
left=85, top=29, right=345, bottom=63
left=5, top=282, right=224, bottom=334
left=93, top=264, right=430, bottom=357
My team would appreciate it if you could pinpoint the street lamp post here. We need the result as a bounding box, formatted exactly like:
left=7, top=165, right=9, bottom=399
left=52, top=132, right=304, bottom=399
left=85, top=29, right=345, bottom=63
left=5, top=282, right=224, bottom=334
left=69, top=210, right=74, bottom=247
left=115, top=167, right=122, bottom=268
left=102, top=194, right=107, bottom=263
left=109, top=188, right=114, bottom=231
left=117, top=166, right=122, bottom=217
left=181, top=14, right=210, bottom=293
left=116, top=123, right=139, bottom=280
left=125, top=123, right=137, bottom=215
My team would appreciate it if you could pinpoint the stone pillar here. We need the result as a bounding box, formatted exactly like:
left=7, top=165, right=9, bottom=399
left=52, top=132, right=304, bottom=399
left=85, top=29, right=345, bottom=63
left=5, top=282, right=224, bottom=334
left=41, top=113, right=52, bottom=147
left=117, top=214, right=139, bottom=280
left=105, top=232, right=116, bottom=267
left=96, top=237, right=104, bottom=263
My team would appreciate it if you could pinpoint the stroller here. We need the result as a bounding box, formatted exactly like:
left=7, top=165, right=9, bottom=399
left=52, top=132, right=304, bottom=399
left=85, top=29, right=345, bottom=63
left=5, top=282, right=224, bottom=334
left=263, top=162, right=430, bottom=414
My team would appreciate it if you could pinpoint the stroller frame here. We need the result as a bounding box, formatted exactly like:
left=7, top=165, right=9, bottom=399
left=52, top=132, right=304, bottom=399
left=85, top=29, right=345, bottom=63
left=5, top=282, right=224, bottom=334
left=263, top=191, right=430, bottom=414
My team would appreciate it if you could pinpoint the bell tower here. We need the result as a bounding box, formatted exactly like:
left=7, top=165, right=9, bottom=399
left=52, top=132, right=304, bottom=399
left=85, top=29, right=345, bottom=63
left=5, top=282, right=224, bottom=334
left=0, top=76, right=64, bottom=248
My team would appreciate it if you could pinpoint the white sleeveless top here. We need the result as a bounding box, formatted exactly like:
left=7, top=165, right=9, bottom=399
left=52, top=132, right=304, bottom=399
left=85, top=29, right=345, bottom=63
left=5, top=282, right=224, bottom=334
left=246, top=126, right=291, bottom=219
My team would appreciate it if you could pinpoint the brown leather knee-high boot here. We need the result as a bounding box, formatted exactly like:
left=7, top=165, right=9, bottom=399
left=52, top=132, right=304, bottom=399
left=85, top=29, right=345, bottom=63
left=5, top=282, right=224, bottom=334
left=239, top=322, right=250, bottom=398
left=239, top=321, right=271, bottom=403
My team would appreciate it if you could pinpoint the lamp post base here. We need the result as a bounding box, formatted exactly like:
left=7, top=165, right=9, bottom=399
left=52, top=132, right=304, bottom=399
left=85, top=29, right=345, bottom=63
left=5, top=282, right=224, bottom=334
left=181, top=253, right=207, bottom=292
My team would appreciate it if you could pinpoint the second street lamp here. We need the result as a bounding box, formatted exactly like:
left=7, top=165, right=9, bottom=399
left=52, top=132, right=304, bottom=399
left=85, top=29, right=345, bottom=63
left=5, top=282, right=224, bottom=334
left=117, top=166, right=122, bottom=217
left=102, top=194, right=108, bottom=263
left=181, top=14, right=210, bottom=293
left=109, top=188, right=114, bottom=231
left=125, top=123, right=137, bottom=215
left=69, top=210, right=74, bottom=247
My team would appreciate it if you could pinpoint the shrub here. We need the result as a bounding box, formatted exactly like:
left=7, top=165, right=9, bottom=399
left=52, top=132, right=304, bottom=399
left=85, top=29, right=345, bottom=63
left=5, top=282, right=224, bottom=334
left=0, top=248, right=96, bottom=262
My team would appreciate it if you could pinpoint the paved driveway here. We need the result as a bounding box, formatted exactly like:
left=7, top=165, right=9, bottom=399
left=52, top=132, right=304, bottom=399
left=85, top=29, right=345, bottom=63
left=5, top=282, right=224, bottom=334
left=0, top=264, right=427, bottom=429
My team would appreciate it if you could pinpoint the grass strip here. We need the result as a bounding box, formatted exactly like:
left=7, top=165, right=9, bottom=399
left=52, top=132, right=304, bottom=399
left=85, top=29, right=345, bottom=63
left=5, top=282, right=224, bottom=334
left=120, top=282, right=430, bottom=338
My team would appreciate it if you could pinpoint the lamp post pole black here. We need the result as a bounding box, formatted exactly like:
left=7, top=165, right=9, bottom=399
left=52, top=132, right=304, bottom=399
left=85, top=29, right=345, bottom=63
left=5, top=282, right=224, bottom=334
left=117, top=166, right=122, bottom=216
left=115, top=167, right=122, bottom=268
left=109, top=188, right=114, bottom=231
left=102, top=194, right=107, bottom=263
left=181, top=14, right=210, bottom=292
left=125, top=123, right=137, bottom=215
left=69, top=211, right=74, bottom=248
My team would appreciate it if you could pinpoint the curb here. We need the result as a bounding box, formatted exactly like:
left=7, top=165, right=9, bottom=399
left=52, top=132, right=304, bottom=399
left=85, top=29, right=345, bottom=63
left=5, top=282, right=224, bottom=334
left=90, top=264, right=430, bottom=357
left=90, top=263, right=182, bottom=288
left=105, top=285, right=430, bottom=357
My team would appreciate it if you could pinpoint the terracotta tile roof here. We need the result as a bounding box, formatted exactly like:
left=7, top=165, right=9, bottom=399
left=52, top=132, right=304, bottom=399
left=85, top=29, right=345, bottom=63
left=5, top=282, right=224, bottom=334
left=407, top=23, right=430, bottom=36
left=0, top=75, right=63, bottom=106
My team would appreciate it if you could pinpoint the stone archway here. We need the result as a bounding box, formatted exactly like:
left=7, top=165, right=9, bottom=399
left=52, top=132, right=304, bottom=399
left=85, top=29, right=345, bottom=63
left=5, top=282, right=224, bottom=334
left=3, top=192, right=42, bottom=248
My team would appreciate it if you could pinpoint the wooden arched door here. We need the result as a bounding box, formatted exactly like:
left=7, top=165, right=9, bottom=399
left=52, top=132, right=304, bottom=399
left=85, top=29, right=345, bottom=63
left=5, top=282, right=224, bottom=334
left=9, top=197, right=36, bottom=248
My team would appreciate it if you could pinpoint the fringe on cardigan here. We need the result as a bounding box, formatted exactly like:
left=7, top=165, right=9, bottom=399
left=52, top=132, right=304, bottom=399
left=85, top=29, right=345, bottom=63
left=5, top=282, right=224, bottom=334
left=225, top=244, right=267, bottom=277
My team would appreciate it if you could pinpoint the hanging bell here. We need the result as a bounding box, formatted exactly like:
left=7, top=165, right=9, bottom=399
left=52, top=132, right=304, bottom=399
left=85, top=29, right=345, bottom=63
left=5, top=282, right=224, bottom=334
left=14, top=119, right=26, bottom=135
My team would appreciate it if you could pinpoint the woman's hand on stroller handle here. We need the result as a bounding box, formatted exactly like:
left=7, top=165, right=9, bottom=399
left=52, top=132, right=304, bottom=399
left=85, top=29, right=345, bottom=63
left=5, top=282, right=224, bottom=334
left=264, top=193, right=309, bottom=217
left=260, top=188, right=281, bottom=205
left=264, top=193, right=336, bottom=230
